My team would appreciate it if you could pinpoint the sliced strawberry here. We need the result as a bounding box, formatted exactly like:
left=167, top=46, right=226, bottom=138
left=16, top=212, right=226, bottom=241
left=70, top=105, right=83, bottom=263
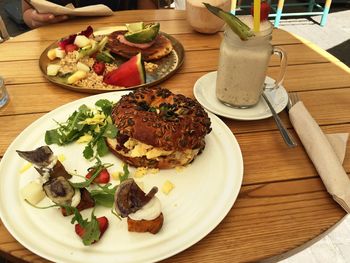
left=96, top=216, right=109, bottom=236
left=92, top=61, right=106, bottom=76
left=75, top=216, right=109, bottom=242
left=75, top=223, right=85, bottom=237
left=65, top=44, right=79, bottom=53
left=251, top=1, right=271, bottom=21
left=86, top=168, right=110, bottom=184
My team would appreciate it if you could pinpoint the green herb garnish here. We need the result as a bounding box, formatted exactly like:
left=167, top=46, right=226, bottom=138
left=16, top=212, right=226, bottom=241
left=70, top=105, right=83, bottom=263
left=119, top=163, right=130, bottom=183
left=70, top=207, right=101, bottom=246
left=90, top=183, right=117, bottom=208
left=70, top=158, right=112, bottom=188
left=45, top=99, right=117, bottom=159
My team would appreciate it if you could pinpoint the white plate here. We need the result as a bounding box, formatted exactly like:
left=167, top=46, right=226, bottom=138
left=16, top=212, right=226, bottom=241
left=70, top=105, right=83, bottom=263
left=0, top=91, right=243, bottom=263
left=193, top=71, right=289, bottom=121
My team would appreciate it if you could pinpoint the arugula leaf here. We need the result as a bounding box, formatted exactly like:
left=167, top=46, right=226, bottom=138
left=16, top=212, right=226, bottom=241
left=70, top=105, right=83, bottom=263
left=45, top=129, right=62, bottom=145
left=81, top=213, right=100, bottom=246
left=70, top=159, right=113, bottom=188
left=70, top=206, right=87, bottom=226
left=92, top=193, right=115, bottom=207
left=95, top=99, right=113, bottom=116
left=83, top=144, right=94, bottom=159
left=119, top=164, right=130, bottom=182
left=90, top=183, right=117, bottom=208
left=103, top=123, right=118, bottom=138
left=70, top=166, right=103, bottom=188
left=96, top=137, right=109, bottom=157
left=70, top=208, right=101, bottom=246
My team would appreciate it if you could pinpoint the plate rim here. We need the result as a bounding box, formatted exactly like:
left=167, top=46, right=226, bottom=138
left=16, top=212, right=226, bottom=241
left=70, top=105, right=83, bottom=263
left=0, top=91, right=243, bottom=263
left=39, top=30, right=185, bottom=94
left=193, top=71, right=289, bottom=121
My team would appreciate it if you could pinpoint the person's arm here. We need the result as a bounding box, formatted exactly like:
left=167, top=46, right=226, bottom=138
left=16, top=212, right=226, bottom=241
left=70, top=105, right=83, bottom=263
left=137, top=0, right=158, bottom=9
left=22, top=1, right=69, bottom=29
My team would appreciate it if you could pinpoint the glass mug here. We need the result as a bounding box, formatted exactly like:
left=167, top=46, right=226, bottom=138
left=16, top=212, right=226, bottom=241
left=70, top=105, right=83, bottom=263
left=216, top=18, right=287, bottom=108
left=186, top=0, right=231, bottom=34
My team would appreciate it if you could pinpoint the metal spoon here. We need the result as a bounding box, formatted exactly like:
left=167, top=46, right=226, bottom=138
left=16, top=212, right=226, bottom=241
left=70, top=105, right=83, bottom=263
left=262, top=92, right=297, bottom=148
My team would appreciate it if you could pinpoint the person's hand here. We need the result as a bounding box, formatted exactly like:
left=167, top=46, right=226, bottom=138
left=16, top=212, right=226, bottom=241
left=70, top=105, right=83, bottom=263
left=24, top=9, right=69, bottom=28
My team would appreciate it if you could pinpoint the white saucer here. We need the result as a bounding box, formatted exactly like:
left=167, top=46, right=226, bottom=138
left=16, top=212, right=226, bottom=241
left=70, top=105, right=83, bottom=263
left=193, top=71, right=289, bottom=121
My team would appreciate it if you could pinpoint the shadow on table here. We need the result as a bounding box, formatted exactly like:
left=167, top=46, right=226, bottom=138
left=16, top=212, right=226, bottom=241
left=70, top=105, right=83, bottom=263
left=327, top=39, right=350, bottom=67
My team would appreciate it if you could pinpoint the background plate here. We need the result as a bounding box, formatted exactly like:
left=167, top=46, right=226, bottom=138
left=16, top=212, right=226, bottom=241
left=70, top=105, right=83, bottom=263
left=0, top=91, right=243, bottom=263
left=39, top=29, right=185, bottom=94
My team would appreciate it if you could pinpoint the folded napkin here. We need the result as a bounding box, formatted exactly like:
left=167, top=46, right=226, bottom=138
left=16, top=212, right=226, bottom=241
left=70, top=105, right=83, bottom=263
left=30, top=0, right=113, bottom=16
left=289, top=101, right=350, bottom=213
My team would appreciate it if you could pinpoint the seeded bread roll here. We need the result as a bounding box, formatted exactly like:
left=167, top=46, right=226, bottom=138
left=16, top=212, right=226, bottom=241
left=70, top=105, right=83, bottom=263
left=106, top=87, right=211, bottom=169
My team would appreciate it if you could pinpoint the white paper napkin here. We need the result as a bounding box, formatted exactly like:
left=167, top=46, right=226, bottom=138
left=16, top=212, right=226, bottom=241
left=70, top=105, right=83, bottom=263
left=30, top=0, right=113, bottom=16
left=289, top=101, right=350, bottom=213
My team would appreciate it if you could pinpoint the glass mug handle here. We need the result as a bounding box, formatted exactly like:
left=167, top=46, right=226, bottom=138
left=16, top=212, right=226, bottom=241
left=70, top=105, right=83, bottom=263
left=265, top=46, right=287, bottom=90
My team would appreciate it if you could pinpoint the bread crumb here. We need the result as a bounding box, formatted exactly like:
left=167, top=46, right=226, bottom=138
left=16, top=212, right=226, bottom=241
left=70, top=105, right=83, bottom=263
left=162, top=180, right=174, bottom=195
left=134, top=167, right=148, bottom=178
left=134, top=167, right=159, bottom=178
left=175, top=166, right=184, bottom=173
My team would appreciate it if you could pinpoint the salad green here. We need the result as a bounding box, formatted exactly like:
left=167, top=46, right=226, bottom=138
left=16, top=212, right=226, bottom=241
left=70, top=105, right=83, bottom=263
left=45, top=99, right=117, bottom=160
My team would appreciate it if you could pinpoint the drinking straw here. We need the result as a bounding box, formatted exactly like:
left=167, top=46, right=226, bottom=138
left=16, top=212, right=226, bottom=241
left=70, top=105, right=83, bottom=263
left=253, top=0, right=260, bottom=32
left=231, top=0, right=237, bottom=15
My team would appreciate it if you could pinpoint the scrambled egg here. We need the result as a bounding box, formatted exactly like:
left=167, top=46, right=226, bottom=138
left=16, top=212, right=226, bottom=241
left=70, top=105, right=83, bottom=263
left=58, top=154, right=66, bottom=162
left=162, top=180, right=174, bottom=195
left=123, top=138, right=199, bottom=165
left=79, top=112, right=106, bottom=125
left=76, top=133, right=93, bottom=143
left=134, top=167, right=159, bottom=178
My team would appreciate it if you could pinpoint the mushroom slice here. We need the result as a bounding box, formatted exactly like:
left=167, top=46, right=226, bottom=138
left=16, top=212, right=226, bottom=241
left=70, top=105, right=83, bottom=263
left=17, top=146, right=54, bottom=167
left=43, top=176, right=75, bottom=206
left=17, top=146, right=71, bottom=179
left=115, top=178, right=158, bottom=218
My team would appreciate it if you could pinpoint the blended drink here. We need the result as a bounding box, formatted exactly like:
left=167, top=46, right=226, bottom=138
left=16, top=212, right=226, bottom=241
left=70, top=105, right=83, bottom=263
left=216, top=16, right=274, bottom=108
left=186, top=0, right=231, bottom=34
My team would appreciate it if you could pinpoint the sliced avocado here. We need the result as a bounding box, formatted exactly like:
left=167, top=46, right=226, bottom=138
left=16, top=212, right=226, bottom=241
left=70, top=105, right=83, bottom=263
left=126, top=22, right=144, bottom=33
left=124, top=22, right=160, bottom=44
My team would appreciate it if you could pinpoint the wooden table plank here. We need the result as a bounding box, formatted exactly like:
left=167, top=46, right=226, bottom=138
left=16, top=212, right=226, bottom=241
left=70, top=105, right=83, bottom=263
left=10, top=11, right=300, bottom=46
left=0, top=39, right=321, bottom=64
left=165, top=178, right=345, bottom=262
left=238, top=124, right=350, bottom=185
left=2, top=62, right=349, bottom=93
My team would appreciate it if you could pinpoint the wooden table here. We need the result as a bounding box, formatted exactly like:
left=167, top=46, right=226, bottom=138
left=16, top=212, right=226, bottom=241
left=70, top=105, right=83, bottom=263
left=0, top=9, right=349, bottom=263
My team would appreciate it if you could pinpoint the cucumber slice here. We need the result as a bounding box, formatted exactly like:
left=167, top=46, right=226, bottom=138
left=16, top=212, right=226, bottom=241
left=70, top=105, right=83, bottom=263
left=203, top=3, right=254, bottom=41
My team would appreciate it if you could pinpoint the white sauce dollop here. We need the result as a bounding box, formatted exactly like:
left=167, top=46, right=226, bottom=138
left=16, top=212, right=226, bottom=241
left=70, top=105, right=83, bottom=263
left=70, top=189, right=81, bottom=207
left=128, top=196, right=161, bottom=221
